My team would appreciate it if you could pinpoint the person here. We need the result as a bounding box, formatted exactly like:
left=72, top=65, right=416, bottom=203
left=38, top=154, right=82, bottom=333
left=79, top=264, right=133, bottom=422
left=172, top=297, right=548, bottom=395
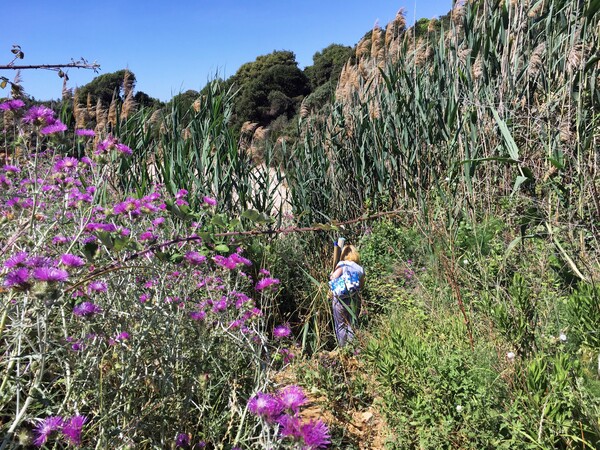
left=329, top=244, right=365, bottom=347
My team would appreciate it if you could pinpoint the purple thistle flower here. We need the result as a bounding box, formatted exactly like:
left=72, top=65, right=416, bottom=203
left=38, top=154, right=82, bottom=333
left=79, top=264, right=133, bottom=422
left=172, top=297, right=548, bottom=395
left=116, top=143, right=132, bottom=155
left=202, top=196, right=217, bottom=206
left=33, top=416, right=64, bottom=447
left=255, top=277, right=280, bottom=291
left=41, top=121, right=67, bottom=135
left=278, top=414, right=302, bottom=440
left=0, top=99, right=25, bottom=111
left=87, top=281, right=107, bottom=293
left=53, top=157, right=79, bottom=172
left=247, top=392, right=282, bottom=421
left=60, top=253, right=85, bottom=268
left=175, top=432, right=190, bottom=448
left=230, top=253, right=252, bottom=267
left=62, top=415, right=87, bottom=446
left=32, top=267, right=69, bottom=282
left=115, top=331, right=130, bottom=341
left=75, top=128, right=95, bottom=137
left=73, top=302, right=102, bottom=317
left=26, top=255, right=54, bottom=268
left=23, top=105, right=56, bottom=126
left=300, top=419, right=331, bottom=449
left=190, top=310, right=206, bottom=321
left=273, top=324, right=292, bottom=339
left=212, top=297, right=228, bottom=313
left=4, top=267, right=30, bottom=288
left=4, top=251, right=28, bottom=268
left=277, top=385, right=306, bottom=413
left=185, top=251, right=206, bottom=265
left=2, top=164, right=21, bottom=173
left=175, top=189, right=188, bottom=199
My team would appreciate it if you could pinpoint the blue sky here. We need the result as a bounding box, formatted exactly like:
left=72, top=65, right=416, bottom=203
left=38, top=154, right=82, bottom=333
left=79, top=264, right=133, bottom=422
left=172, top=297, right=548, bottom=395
left=1, top=1, right=452, bottom=101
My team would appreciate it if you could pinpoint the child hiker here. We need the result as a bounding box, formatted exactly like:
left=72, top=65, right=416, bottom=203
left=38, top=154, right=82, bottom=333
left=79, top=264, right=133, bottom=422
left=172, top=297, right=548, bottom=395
left=329, top=243, right=365, bottom=347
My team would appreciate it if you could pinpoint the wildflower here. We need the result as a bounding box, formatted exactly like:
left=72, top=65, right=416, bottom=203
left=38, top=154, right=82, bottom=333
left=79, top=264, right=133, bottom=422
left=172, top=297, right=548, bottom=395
left=0, top=99, right=25, bottom=111
left=62, top=415, right=87, bottom=446
left=212, top=297, right=228, bottom=313
left=300, top=419, right=331, bottom=449
left=190, top=310, right=206, bottom=321
left=175, top=432, right=190, bottom=448
left=41, top=121, right=67, bottom=135
left=185, top=251, right=206, bottom=265
left=506, top=351, right=515, bottom=361
left=60, top=253, right=85, bottom=268
left=73, top=302, right=102, bottom=317
left=87, top=281, right=107, bottom=293
left=23, top=105, right=56, bottom=127
left=278, top=385, right=306, bottom=413
left=230, top=253, right=252, bottom=266
left=139, top=231, right=156, bottom=241
left=115, top=332, right=130, bottom=341
left=273, top=324, right=291, bottom=339
left=255, top=277, right=280, bottom=291
left=4, top=251, right=29, bottom=268
left=203, top=196, right=217, bottom=206
left=559, top=332, right=567, bottom=342
left=54, top=157, right=79, bottom=173
left=32, top=267, right=69, bottom=282
left=139, top=293, right=151, bottom=303
left=247, top=392, right=282, bottom=421
left=75, top=129, right=95, bottom=137
left=4, top=268, right=30, bottom=288
left=278, top=414, right=302, bottom=440
left=2, top=164, right=21, bottom=173
left=259, top=268, right=270, bottom=276
left=33, top=416, right=64, bottom=447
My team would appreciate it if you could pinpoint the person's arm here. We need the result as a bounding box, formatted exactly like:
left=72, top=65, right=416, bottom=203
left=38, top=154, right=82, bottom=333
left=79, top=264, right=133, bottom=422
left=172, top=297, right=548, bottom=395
left=330, top=267, right=343, bottom=281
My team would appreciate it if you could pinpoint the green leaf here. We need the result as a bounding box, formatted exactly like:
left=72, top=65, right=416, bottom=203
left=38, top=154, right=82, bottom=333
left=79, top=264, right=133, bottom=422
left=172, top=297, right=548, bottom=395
left=170, top=253, right=184, bottom=263
left=491, top=107, right=520, bottom=161
left=214, top=244, right=230, bottom=253
left=512, top=175, right=529, bottom=196
left=96, top=231, right=114, bottom=250
left=211, top=215, right=226, bottom=228
left=241, top=209, right=261, bottom=222
left=83, top=242, right=99, bottom=261
left=113, top=237, right=129, bottom=252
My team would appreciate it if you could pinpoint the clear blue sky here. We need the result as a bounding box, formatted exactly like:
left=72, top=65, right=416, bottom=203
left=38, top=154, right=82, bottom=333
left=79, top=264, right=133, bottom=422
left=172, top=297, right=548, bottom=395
left=1, top=1, right=452, bottom=102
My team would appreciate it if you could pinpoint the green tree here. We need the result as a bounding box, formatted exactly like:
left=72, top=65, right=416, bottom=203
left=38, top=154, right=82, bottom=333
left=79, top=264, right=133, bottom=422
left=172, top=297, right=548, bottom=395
left=134, top=91, right=163, bottom=109
left=304, top=44, right=353, bottom=90
left=77, top=69, right=134, bottom=106
left=229, top=51, right=310, bottom=130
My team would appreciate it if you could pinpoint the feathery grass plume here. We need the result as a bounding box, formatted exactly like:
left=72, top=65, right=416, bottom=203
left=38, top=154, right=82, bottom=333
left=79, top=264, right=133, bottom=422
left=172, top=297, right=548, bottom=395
left=95, top=98, right=107, bottom=131
left=192, top=97, right=202, bottom=113
left=299, top=99, right=309, bottom=119
left=371, top=22, right=383, bottom=61
left=566, top=43, right=583, bottom=73
left=61, top=77, right=71, bottom=101
left=149, top=108, right=162, bottom=126
left=427, top=17, right=438, bottom=33
left=123, top=69, right=134, bottom=99
left=253, top=126, right=269, bottom=142
left=559, top=116, right=573, bottom=143
left=472, top=54, right=483, bottom=80
left=385, top=8, right=406, bottom=48
left=73, top=90, right=84, bottom=129
left=182, top=126, right=191, bottom=141
left=107, top=96, right=117, bottom=128
left=528, top=0, right=545, bottom=18
left=86, top=92, right=94, bottom=119
left=528, top=42, right=546, bottom=79
left=241, top=121, right=259, bottom=135
left=121, top=91, right=136, bottom=120
left=451, top=0, right=466, bottom=28
left=356, top=36, right=371, bottom=60
left=458, top=47, right=472, bottom=66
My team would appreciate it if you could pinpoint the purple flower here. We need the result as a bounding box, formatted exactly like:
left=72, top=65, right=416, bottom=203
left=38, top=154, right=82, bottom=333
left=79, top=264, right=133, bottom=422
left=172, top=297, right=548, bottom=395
left=212, top=297, right=228, bottom=313
left=2, top=164, right=21, bottom=173
left=33, top=416, right=64, bottom=447
left=32, top=267, right=69, bottom=282
left=190, top=310, right=206, bottom=321
left=41, top=121, right=67, bottom=135
left=300, top=419, right=331, bottom=449
left=60, top=253, right=85, bottom=268
left=185, top=251, right=206, bottom=265
left=54, top=157, right=79, bottom=172
left=0, top=99, right=25, bottom=111
left=175, top=432, right=190, bottom=448
left=115, top=331, right=130, bottom=341
left=273, top=324, right=291, bottom=339
left=203, top=196, right=217, bottom=206
left=23, top=105, right=56, bottom=126
left=278, top=385, right=306, bottom=413
left=247, top=392, right=282, bottom=421
left=4, top=251, right=28, bottom=268
left=278, top=414, right=302, bottom=440
left=4, top=268, right=30, bottom=288
left=62, top=415, right=87, bottom=446
left=73, top=302, right=102, bottom=317
left=75, top=129, right=95, bottom=137
left=255, top=277, right=280, bottom=291
left=87, top=281, right=107, bottom=293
